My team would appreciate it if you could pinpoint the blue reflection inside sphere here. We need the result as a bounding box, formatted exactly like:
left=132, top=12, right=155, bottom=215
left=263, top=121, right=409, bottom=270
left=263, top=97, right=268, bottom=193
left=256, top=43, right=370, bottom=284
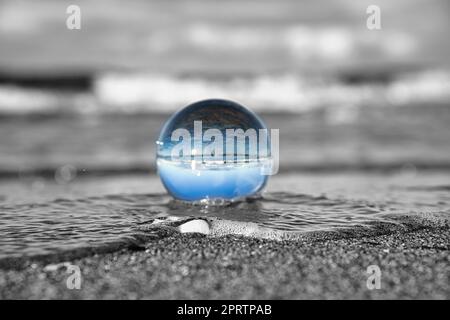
left=156, top=99, right=270, bottom=202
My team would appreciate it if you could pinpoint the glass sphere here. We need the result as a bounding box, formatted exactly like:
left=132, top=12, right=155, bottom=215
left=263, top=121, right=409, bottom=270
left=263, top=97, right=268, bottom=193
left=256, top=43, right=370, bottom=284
left=156, top=99, right=271, bottom=202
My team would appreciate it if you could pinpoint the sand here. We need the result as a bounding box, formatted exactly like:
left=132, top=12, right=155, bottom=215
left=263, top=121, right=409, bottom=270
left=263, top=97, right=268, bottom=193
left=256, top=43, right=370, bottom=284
left=0, top=215, right=448, bottom=299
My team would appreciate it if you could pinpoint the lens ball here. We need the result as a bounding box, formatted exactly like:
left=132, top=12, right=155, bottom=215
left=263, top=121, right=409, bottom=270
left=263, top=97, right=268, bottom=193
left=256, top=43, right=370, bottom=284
left=156, top=99, right=273, bottom=202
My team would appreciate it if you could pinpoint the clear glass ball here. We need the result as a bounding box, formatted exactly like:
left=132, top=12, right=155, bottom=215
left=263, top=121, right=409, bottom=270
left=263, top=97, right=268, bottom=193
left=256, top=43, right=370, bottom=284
left=156, top=99, right=271, bottom=202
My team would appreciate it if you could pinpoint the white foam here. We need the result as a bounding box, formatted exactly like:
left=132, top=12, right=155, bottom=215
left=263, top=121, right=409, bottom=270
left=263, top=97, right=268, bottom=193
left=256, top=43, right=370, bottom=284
left=207, top=218, right=302, bottom=241
left=0, top=86, right=97, bottom=115
left=94, top=70, right=450, bottom=114
left=0, top=86, right=60, bottom=114
left=1, top=70, right=449, bottom=116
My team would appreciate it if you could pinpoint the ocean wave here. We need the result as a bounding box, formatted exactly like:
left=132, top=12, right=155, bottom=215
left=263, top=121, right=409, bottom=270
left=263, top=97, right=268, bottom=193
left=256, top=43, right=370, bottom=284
left=0, top=86, right=96, bottom=115
left=0, top=70, right=449, bottom=116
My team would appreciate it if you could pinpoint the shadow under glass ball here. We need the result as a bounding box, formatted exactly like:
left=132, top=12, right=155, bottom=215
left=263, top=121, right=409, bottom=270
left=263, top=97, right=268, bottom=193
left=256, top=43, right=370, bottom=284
left=156, top=99, right=270, bottom=202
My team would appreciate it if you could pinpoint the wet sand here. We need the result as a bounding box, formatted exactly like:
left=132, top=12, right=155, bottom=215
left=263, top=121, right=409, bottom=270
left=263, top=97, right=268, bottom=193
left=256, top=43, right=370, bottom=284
left=1, top=215, right=448, bottom=299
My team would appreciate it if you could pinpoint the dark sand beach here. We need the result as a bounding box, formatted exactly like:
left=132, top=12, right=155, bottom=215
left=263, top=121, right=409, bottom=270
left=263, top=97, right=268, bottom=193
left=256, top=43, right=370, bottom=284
left=1, top=214, right=448, bottom=299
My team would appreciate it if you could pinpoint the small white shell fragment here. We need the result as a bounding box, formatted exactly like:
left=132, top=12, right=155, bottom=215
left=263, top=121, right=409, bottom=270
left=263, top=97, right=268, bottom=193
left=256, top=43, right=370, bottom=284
left=178, top=219, right=210, bottom=235
left=43, top=262, right=71, bottom=272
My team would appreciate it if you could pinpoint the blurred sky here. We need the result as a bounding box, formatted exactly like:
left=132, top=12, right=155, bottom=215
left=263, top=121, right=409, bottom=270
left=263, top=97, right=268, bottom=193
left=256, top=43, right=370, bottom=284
left=0, top=0, right=449, bottom=75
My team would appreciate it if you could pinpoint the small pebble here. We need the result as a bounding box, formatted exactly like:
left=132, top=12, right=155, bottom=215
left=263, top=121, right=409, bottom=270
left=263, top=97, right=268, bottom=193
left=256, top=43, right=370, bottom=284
left=178, top=219, right=210, bottom=235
